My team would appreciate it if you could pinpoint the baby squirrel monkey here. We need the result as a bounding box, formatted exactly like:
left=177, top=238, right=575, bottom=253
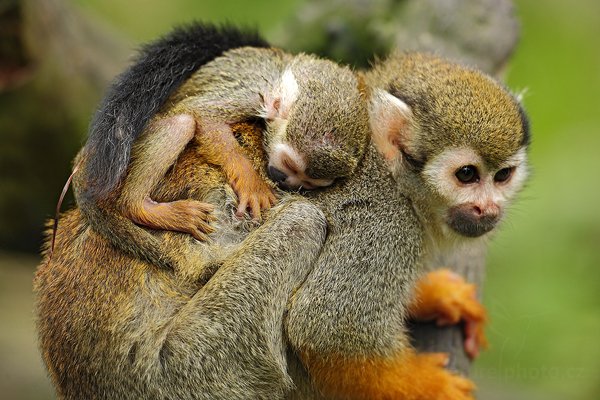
left=81, top=33, right=367, bottom=243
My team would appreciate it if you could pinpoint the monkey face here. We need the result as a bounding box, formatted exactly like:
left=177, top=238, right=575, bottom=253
left=263, top=92, right=367, bottom=191
left=266, top=142, right=335, bottom=190
left=262, top=60, right=369, bottom=191
left=422, top=146, right=529, bottom=238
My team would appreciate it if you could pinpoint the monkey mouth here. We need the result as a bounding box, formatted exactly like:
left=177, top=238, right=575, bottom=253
left=446, top=217, right=497, bottom=238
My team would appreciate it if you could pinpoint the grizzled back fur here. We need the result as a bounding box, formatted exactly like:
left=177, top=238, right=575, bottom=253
left=82, top=22, right=269, bottom=201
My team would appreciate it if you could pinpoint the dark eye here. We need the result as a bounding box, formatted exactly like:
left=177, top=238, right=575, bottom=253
left=494, top=167, right=514, bottom=183
left=282, top=156, right=298, bottom=174
left=455, top=165, right=479, bottom=184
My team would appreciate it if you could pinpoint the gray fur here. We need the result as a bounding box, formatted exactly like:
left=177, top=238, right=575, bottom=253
left=286, top=144, right=422, bottom=357
left=36, top=199, right=327, bottom=399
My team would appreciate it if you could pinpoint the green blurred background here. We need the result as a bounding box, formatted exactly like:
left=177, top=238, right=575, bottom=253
left=1, top=0, right=599, bottom=399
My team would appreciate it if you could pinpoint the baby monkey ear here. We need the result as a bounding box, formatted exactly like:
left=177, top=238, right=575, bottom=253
left=265, top=68, right=299, bottom=120
left=369, top=89, right=414, bottom=162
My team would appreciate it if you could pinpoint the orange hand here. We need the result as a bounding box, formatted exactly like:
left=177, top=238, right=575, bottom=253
left=226, top=155, right=277, bottom=220
left=302, top=348, right=475, bottom=400
left=128, top=197, right=216, bottom=242
left=409, top=269, right=488, bottom=358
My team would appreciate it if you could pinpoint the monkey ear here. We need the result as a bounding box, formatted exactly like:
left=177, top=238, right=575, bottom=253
left=369, top=89, right=413, bottom=162
left=265, top=69, right=299, bottom=120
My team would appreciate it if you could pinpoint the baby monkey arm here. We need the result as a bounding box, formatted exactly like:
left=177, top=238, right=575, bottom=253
left=118, top=50, right=282, bottom=238
left=118, top=114, right=216, bottom=241
left=194, top=118, right=276, bottom=220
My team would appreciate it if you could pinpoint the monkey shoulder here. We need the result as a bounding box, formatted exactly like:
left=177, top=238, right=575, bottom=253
left=185, top=47, right=287, bottom=90
left=171, top=47, right=289, bottom=118
left=312, top=169, right=422, bottom=269
left=288, top=186, right=422, bottom=354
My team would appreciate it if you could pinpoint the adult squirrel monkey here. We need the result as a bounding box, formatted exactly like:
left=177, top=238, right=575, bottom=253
left=284, top=52, right=529, bottom=399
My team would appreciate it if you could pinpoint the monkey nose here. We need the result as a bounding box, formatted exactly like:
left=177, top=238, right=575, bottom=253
left=472, top=203, right=500, bottom=219
left=268, top=166, right=288, bottom=184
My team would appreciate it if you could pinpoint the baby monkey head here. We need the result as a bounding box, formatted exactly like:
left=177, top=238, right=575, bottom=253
left=264, top=55, right=370, bottom=190
left=368, top=52, right=530, bottom=239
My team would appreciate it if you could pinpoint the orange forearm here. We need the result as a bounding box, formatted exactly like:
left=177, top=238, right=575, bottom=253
left=300, top=347, right=474, bottom=400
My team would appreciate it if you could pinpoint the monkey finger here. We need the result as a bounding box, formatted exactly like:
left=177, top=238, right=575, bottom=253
left=236, top=199, right=249, bottom=218
left=462, top=306, right=486, bottom=325
left=196, top=221, right=216, bottom=234
left=268, top=191, right=277, bottom=206
left=461, top=293, right=486, bottom=322
left=421, top=352, right=450, bottom=368
left=259, top=195, right=273, bottom=210
left=205, top=213, right=218, bottom=222
left=436, top=315, right=460, bottom=326
left=435, top=301, right=462, bottom=326
left=193, top=209, right=216, bottom=224
left=464, top=332, right=480, bottom=359
left=195, top=202, right=215, bottom=213
left=450, top=375, right=477, bottom=398
left=464, top=319, right=488, bottom=359
left=190, top=228, right=210, bottom=242
left=250, top=198, right=262, bottom=221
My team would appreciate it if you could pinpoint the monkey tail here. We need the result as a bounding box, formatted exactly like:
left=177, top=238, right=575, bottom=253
left=82, top=22, right=269, bottom=201
left=46, top=158, right=82, bottom=267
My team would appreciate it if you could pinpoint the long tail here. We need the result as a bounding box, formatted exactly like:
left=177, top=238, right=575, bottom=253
left=82, top=22, right=269, bottom=201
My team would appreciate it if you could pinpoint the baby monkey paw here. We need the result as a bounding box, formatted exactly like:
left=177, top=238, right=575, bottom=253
left=136, top=198, right=217, bottom=242
left=228, top=158, right=277, bottom=220
left=172, top=200, right=217, bottom=242
left=409, top=269, right=488, bottom=358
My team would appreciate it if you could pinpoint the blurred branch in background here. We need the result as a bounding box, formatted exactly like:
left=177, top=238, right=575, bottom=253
left=277, top=0, right=519, bottom=76
left=0, top=0, right=129, bottom=253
